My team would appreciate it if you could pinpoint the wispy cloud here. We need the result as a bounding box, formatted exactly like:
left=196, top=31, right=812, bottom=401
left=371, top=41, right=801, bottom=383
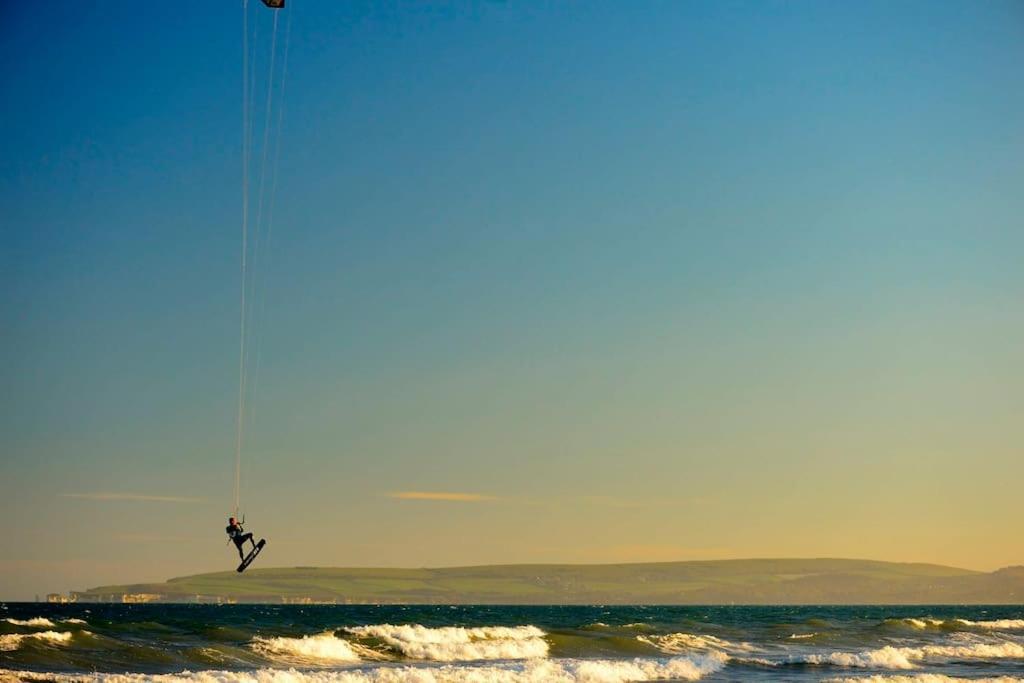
left=60, top=493, right=202, bottom=503
left=386, top=491, right=495, bottom=502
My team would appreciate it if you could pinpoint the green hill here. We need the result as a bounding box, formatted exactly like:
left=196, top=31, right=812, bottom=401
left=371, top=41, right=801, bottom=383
left=73, top=559, right=1024, bottom=604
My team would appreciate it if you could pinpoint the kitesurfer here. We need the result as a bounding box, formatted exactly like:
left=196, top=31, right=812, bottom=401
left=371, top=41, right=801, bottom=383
left=226, top=516, right=257, bottom=560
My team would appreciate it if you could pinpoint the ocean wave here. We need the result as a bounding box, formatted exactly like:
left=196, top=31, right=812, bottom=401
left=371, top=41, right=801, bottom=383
left=732, top=655, right=780, bottom=668
left=0, top=630, right=75, bottom=651
left=916, top=640, right=1024, bottom=660
left=955, top=619, right=1024, bottom=630
left=344, top=624, right=549, bottom=662
left=581, top=621, right=655, bottom=635
left=3, top=617, right=56, bottom=628
left=802, top=640, right=1024, bottom=670
left=188, top=645, right=261, bottom=668
left=251, top=633, right=377, bottom=663
left=883, top=617, right=1024, bottom=632
left=0, top=654, right=727, bottom=682
left=885, top=618, right=947, bottom=630
left=3, top=617, right=87, bottom=629
left=637, top=632, right=757, bottom=654
left=803, top=646, right=918, bottom=670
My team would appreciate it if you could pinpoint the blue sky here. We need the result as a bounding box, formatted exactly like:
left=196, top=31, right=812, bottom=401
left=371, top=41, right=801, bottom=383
left=1, top=1, right=1023, bottom=599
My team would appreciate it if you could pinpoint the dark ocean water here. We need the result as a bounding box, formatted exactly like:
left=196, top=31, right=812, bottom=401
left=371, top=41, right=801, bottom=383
left=2, top=603, right=1023, bottom=681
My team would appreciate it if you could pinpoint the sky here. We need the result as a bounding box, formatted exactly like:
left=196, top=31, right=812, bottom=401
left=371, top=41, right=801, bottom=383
left=1, top=0, right=1022, bottom=600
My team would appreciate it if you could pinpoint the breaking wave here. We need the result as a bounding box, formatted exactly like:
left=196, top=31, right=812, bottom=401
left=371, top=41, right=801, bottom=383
left=885, top=618, right=947, bottom=630
left=3, top=617, right=56, bottom=628
left=0, top=630, right=75, bottom=651
left=802, top=640, right=1024, bottom=670
left=915, top=640, right=1024, bottom=660
left=956, top=619, right=1024, bottom=630
left=804, top=646, right=919, bottom=670
left=636, top=632, right=757, bottom=654
left=2, top=617, right=87, bottom=629
left=884, top=617, right=1024, bottom=632
left=251, top=633, right=375, bottom=663
left=344, top=624, right=549, bottom=662
left=0, top=654, right=728, bottom=682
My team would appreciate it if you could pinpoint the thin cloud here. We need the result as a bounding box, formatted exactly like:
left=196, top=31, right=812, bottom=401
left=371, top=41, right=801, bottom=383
left=387, top=491, right=495, bottom=502
left=61, top=492, right=202, bottom=503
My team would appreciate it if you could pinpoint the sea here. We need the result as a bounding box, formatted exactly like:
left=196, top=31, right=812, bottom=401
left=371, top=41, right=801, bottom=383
left=2, top=603, right=1023, bottom=682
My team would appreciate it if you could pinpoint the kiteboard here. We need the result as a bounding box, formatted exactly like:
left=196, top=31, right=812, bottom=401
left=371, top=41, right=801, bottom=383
left=237, top=539, right=266, bottom=573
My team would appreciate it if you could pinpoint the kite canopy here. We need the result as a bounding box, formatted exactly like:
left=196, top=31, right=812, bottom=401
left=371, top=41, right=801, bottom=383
left=261, top=0, right=285, bottom=8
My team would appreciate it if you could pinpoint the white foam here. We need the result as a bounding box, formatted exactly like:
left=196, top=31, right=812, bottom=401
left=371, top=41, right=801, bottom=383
left=734, top=655, right=778, bottom=667
left=804, top=639, right=1024, bottom=670
left=955, top=619, right=1024, bottom=630
left=0, top=654, right=727, bottom=682
left=638, top=632, right=757, bottom=654
left=789, top=633, right=816, bottom=639
left=891, top=617, right=1024, bottom=631
left=345, top=624, right=549, bottom=662
left=0, top=630, right=74, bottom=651
left=564, top=652, right=727, bottom=682
left=64, top=618, right=88, bottom=625
left=899, top=619, right=945, bottom=629
left=804, top=646, right=917, bottom=670
left=3, top=617, right=56, bottom=628
left=917, top=640, right=1024, bottom=659
left=251, top=633, right=373, bottom=663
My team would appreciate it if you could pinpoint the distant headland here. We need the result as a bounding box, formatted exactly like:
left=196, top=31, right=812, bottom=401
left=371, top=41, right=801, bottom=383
left=57, top=559, right=1024, bottom=605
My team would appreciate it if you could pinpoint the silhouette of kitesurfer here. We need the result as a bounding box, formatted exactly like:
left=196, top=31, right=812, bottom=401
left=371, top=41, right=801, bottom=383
left=226, top=516, right=257, bottom=560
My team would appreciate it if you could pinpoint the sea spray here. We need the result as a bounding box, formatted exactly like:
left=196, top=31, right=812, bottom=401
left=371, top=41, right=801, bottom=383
left=251, top=633, right=373, bottom=663
left=344, top=624, right=549, bottom=661
left=3, top=618, right=57, bottom=628
left=0, top=630, right=75, bottom=651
